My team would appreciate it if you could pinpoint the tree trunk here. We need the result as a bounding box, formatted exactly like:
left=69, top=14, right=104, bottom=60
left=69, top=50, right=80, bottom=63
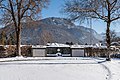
left=106, top=22, right=111, bottom=61
left=16, top=26, right=22, bottom=56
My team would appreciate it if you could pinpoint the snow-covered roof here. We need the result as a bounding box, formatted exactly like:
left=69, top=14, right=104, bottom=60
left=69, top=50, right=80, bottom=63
left=31, top=43, right=108, bottom=49
left=71, top=44, right=107, bottom=49
left=71, top=45, right=85, bottom=48
left=32, top=45, right=46, bottom=49
left=46, top=43, right=70, bottom=48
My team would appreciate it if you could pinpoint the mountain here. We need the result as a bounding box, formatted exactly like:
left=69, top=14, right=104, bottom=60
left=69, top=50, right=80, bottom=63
left=0, top=17, right=102, bottom=45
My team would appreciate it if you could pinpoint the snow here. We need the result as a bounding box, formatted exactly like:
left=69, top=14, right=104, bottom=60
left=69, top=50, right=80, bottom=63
left=31, top=43, right=108, bottom=49
left=102, top=59, right=120, bottom=80
left=0, top=57, right=120, bottom=80
left=46, top=43, right=70, bottom=47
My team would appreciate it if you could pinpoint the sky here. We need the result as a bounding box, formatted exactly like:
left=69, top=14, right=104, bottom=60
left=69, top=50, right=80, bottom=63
left=41, top=0, right=65, bottom=18
left=41, top=0, right=120, bottom=34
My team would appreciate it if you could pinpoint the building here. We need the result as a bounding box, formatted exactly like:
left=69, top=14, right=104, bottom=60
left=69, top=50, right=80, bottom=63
left=71, top=45, right=85, bottom=57
left=32, top=43, right=85, bottom=57
left=32, top=45, right=46, bottom=57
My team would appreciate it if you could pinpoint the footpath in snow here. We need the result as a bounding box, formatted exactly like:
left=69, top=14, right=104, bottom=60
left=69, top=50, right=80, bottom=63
left=102, top=59, right=120, bottom=80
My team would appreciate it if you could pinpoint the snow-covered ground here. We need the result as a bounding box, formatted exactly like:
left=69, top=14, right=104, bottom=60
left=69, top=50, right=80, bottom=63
left=102, top=59, right=120, bottom=80
left=0, top=57, right=120, bottom=80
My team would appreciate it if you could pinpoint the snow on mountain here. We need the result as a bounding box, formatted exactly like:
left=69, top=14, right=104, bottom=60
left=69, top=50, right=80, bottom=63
left=41, top=17, right=75, bottom=27
left=0, top=17, right=102, bottom=45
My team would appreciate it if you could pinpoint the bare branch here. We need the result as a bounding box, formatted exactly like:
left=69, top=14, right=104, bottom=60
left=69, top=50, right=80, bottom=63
left=0, top=0, right=49, bottom=56
left=111, top=15, right=120, bottom=21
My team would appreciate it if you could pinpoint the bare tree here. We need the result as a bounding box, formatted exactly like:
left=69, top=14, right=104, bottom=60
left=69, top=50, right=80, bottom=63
left=0, top=0, right=49, bottom=56
left=63, top=0, right=120, bottom=60
left=110, top=30, right=117, bottom=42
left=0, top=31, right=7, bottom=45
left=102, top=30, right=117, bottom=44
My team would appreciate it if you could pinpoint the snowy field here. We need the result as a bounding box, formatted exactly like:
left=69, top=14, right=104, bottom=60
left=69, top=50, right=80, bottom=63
left=0, top=57, right=120, bottom=80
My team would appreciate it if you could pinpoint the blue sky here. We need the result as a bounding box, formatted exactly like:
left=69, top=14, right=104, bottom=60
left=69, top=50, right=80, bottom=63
left=41, top=0, right=120, bottom=34
left=41, top=0, right=65, bottom=18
